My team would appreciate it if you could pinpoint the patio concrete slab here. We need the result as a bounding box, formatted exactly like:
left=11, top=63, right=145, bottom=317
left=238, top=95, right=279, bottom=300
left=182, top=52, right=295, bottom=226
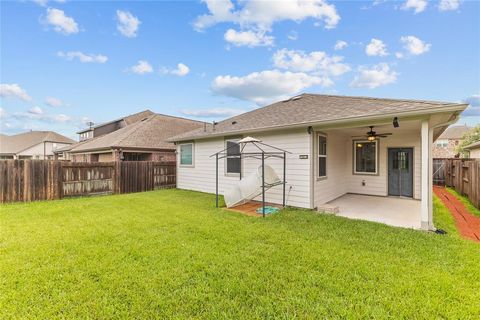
left=326, top=194, right=421, bottom=229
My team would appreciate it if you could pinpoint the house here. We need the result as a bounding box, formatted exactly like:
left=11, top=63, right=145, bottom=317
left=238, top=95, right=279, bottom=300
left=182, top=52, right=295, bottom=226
left=60, top=113, right=205, bottom=162
left=432, top=124, right=471, bottom=158
left=170, top=93, right=468, bottom=230
left=464, top=141, right=480, bottom=158
left=0, top=131, right=75, bottom=160
left=77, top=110, right=154, bottom=141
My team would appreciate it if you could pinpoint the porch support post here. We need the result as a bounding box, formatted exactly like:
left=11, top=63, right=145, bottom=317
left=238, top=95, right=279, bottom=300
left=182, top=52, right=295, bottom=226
left=421, top=120, right=431, bottom=230
left=428, top=127, right=434, bottom=229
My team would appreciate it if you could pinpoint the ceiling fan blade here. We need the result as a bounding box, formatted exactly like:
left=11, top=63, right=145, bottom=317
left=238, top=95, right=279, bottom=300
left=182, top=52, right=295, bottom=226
left=376, top=132, right=393, bottom=135
left=377, top=135, right=390, bottom=138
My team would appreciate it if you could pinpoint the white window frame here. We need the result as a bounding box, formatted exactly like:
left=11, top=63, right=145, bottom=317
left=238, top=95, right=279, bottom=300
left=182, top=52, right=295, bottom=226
left=179, top=142, right=194, bottom=167
left=353, top=140, right=379, bottom=175
left=435, top=139, right=448, bottom=148
left=317, top=133, right=327, bottom=179
left=224, top=138, right=241, bottom=176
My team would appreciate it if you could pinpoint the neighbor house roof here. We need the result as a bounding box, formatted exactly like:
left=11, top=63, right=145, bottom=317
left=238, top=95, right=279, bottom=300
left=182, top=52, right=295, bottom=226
left=76, top=110, right=154, bottom=134
left=0, top=131, right=75, bottom=155
left=437, top=125, right=472, bottom=140
left=464, top=141, right=480, bottom=150
left=69, top=114, right=205, bottom=153
left=170, top=93, right=468, bottom=141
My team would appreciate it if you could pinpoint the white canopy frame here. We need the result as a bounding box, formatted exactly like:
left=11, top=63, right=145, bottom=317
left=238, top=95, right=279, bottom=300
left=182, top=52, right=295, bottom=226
left=210, top=137, right=291, bottom=217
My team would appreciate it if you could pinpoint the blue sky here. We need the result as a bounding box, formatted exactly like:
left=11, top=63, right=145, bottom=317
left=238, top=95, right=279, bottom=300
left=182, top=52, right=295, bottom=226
left=1, top=0, right=479, bottom=139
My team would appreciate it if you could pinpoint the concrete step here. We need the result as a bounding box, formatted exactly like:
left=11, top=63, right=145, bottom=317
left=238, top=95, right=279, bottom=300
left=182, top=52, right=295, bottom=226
left=317, top=204, right=339, bottom=214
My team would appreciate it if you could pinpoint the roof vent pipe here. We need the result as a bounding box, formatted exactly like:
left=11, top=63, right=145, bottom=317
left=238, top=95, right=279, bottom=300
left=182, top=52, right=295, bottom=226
left=212, top=121, right=217, bottom=131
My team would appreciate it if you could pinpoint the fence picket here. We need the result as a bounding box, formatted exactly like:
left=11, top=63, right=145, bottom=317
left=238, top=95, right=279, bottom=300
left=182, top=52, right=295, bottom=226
left=435, top=158, right=480, bottom=209
left=0, top=160, right=176, bottom=203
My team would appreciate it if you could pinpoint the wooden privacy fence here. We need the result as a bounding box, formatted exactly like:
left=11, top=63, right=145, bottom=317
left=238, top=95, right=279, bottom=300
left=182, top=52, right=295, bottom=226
left=0, top=160, right=176, bottom=203
left=433, top=159, right=447, bottom=185
left=435, top=158, right=480, bottom=209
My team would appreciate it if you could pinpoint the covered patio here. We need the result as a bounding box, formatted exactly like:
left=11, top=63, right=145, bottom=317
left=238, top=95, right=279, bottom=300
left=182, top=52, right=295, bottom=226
left=326, top=194, right=422, bottom=229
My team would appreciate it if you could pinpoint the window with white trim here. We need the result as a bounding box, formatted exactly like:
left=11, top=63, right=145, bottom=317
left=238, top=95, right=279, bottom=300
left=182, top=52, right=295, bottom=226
left=225, top=138, right=241, bottom=174
left=179, top=143, right=194, bottom=166
left=435, top=139, right=448, bottom=148
left=354, top=140, right=378, bottom=174
left=318, top=134, right=327, bottom=178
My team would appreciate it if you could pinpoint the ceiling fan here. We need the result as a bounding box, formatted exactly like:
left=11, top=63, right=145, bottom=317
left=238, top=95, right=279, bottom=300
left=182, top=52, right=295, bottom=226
left=352, top=126, right=393, bottom=141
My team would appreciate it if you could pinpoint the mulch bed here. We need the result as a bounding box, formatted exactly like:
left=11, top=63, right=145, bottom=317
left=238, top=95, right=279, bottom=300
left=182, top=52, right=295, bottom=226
left=434, top=186, right=480, bottom=242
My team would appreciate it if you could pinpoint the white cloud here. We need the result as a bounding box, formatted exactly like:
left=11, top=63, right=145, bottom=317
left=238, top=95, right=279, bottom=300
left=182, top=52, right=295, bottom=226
left=272, top=49, right=350, bottom=80
left=0, top=107, right=6, bottom=119
left=52, top=114, right=71, bottom=122
left=365, top=38, right=388, bottom=56
left=44, top=8, right=79, bottom=34
left=224, top=29, right=274, bottom=47
left=400, top=36, right=431, bottom=55
left=181, top=108, right=245, bottom=118
left=57, top=51, right=108, bottom=63
left=287, top=30, right=298, bottom=40
left=462, top=94, right=480, bottom=117
left=28, top=106, right=44, bottom=115
left=194, top=0, right=340, bottom=31
left=128, top=60, right=153, bottom=74
left=401, top=0, right=427, bottom=13
left=439, top=0, right=461, bottom=11
left=116, top=10, right=140, bottom=38
left=33, top=0, right=66, bottom=6
left=395, top=52, right=404, bottom=59
left=334, top=40, right=348, bottom=50
left=45, top=96, right=63, bottom=107
left=0, top=84, right=32, bottom=101
left=171, top=63, right=190, bottom=76
left=160, top=63, right=191, bottom=77
left=350, top=63, right=398, bottom=89
left=212, top=70, right=331, bottom=105
left=13, top=110, right=72, bottom=123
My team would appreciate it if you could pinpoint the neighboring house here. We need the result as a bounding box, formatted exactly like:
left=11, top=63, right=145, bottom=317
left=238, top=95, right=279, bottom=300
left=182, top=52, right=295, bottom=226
left=432, top=124, right=471, bottom=158
left=464, top=141, right=480, bottom=158
left=0, top=131, right=75, bottom=160
left=77, top=110, right=154, bottom=142
left=61, top=113, right=205, bottom=162
left=170, top=93, right=467, bottom=230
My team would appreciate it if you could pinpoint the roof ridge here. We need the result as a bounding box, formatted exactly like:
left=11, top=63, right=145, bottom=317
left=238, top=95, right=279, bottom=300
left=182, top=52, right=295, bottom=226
left=153, top=113, right=208, bottom=124
left=112, top=115, right=154, bottom=146
left=302, top=93, right=456, bottom=105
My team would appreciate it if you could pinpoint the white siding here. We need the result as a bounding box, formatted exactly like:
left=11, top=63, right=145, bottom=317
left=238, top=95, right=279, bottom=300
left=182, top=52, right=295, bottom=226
left=470, top=149, right=480, bottom=158
left=177, top=129, right=312, bottom=208
left=346, top=133, right=422, bottom=200
left=17, top=142, right=72, bottom=159
left=313, top=131, right=349, bottom=207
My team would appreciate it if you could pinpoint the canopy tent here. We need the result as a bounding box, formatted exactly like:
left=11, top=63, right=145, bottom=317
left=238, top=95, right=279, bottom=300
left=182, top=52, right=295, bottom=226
left=210, top=136, right=291, bottom=217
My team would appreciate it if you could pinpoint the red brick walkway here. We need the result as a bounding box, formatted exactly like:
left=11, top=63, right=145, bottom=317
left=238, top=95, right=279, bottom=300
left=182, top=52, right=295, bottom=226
left=433, top=186, right=480, bottom=242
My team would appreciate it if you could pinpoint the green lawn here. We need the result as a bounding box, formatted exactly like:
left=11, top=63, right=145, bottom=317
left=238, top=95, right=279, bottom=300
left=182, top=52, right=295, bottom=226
left=446, top=187, right=480, bottom=218
left=1, top=190, right=479, bottom=319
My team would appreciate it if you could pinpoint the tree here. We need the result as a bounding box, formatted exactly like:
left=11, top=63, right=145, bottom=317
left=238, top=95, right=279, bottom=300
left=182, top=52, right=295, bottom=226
left=456, top=125, right=480, bottom=158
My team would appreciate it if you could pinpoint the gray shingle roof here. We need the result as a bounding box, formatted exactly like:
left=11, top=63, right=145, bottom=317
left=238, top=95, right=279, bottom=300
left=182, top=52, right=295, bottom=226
left=69, top=114, right=205, bottom=153
left=77, top=110, right=154, bottom=134
left=438, top=125, right=472, bottom=140
left=0, top=131, right=75, bottom=154
left=170, top=93, right=467, bottom=141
